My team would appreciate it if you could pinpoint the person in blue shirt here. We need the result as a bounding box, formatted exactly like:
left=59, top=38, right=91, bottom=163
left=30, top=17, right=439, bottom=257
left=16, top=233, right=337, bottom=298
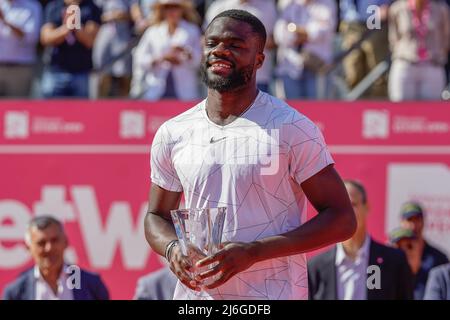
left=40, top=0, right=101, bottom=97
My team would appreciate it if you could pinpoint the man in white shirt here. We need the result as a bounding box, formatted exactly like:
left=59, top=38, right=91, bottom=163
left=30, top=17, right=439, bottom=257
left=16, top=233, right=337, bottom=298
left=0, top=0, right=42, bottom=97
left=3, top=216, right=109, bottom=300
left=145, top=9, right=356, bottom=300
left=308, top=180, right=414, bottom=300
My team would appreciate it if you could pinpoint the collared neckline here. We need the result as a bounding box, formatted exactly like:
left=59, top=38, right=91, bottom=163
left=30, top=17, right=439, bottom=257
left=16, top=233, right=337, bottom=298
left=34, top=264, right=69, bottom=296
left=202, top=90, right=263, bottom=129
left=336, top=235, right=371, bottom=266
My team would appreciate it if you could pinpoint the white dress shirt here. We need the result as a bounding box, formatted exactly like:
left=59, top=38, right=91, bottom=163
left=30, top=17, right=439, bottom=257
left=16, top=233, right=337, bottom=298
left=204, top=0, right=278, bottom=84
left=132, top=19, right=202, bottom=100
left=34, top=265, right=74, bottom=300
left=0, top=0, right=42, bottom=64
left=335, top=236, right=371, bottom=300
left=274, top=0, right=336, bottom=79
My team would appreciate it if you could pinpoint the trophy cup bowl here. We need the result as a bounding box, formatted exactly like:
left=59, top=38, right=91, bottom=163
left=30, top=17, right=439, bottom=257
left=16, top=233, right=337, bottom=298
left=170, top=207, right=226, bottom=288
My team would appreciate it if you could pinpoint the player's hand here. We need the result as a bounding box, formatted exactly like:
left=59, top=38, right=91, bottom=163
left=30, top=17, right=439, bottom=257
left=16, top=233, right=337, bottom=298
left=194, top=242, right=256, bottom=289
left=168, top=244, right=201, bottom=291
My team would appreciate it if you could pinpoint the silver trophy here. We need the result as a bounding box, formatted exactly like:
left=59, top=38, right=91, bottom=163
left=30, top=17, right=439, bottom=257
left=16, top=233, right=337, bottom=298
left=170, top=207, right=226, bottom=287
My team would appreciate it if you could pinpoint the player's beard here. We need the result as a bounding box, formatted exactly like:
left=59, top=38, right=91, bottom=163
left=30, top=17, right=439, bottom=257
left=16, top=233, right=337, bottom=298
left=200, top=58, right=254, bottom=92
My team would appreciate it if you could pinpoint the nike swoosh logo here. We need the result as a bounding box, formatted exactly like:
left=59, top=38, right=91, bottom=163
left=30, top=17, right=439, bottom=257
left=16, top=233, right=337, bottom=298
left=210, top=136, right=227, bottom=144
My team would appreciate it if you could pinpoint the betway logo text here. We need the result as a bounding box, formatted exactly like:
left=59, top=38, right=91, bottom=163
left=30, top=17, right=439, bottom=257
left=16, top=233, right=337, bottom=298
left=0, top=186, right=150, bottom=269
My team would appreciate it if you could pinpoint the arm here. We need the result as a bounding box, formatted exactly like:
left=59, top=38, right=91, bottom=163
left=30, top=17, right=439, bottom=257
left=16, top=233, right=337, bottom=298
left=74, top=20, right=99, bottom=49
left=144, top=184, right=182, bottom=257
left=196, top=164, right=356, bottom=289
left=101, top=10, right=130, bottom=23
left=40, top=23, right=71, bottom=46
left=144, top=184, right=199, bottom=290
left=0, top=9, right=25, bottom=38
left=130, top=3, right=149, bottom=34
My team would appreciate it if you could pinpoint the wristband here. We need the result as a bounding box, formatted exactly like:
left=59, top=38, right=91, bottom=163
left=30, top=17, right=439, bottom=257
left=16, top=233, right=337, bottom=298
left=165, top=239, right=179, bottom=262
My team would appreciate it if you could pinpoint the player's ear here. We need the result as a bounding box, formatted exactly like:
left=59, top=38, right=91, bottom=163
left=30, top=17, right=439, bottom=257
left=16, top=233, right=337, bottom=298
left=255, top=51, right=265, bottom=69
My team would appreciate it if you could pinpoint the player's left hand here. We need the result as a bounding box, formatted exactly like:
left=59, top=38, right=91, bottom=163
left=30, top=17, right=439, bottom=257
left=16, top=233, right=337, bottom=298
left=194, top=242, right=256, bottom=289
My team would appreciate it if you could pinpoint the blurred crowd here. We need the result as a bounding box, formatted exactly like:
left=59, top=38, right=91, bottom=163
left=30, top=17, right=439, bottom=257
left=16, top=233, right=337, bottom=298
left=0, top=0, right=449, bottom=101
left=3, top=196, right=450, bottom=300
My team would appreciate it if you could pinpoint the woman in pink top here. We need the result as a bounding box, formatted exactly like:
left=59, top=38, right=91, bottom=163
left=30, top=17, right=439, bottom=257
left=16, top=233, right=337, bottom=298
left=388, top=0, right=449, bottom=101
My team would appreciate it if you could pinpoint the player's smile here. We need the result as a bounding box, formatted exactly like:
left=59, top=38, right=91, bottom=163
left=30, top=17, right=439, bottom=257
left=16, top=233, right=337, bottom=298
left=208, top=59, right=234, bottom=75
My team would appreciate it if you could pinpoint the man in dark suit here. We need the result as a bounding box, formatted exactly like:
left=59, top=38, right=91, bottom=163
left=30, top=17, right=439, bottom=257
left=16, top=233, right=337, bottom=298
left=2, top=215, right=109, bottom=300
left=308, top=180, right=414, bottom=300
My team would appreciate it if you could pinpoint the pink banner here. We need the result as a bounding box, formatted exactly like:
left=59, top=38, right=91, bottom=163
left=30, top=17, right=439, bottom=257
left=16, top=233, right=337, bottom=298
left=1, top=100, right=449, bottom=299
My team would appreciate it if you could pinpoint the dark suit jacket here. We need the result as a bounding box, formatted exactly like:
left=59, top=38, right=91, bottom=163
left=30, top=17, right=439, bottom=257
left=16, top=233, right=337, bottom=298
left=308, top=239, right=414, bottom=300
left=2, top=267, right=110, bottom=300
left=134, top=267, right=177, bottom=300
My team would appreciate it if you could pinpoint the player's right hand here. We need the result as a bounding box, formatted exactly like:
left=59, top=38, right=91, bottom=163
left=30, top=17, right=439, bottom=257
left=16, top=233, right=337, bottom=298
left=168, top=245, right=201, bottom=291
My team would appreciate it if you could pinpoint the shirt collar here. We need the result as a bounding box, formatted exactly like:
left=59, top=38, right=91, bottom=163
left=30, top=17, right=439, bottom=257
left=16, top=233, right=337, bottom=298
left=336, top=235, right=371, bottom=266
left=33, top=264, right=69, bottom=282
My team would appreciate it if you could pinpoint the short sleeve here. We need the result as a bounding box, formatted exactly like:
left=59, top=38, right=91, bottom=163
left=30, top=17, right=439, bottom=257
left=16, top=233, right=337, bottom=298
left=44, top=1, right=61, bottom=26
left=85, top=1, right=102, bottom=25
left=150, top=123, right=183, bottom=192
left=284, top=113, right=334, bottom=184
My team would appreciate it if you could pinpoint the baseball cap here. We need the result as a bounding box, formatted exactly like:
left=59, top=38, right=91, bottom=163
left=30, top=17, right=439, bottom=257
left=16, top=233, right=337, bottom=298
left=400, top=202, right=424, bottom=220
left=388, top=227, right=416, bottom=244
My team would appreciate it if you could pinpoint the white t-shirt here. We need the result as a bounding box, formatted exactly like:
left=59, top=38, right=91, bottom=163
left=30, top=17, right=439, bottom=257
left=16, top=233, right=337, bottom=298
left=150, top=91, right=334, bottom=300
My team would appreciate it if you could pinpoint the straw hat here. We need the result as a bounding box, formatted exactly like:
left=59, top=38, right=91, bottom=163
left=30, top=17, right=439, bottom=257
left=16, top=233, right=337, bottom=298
left=151, top=0, right=200, bottom=25
left=153, top=0, right=190, bottom=8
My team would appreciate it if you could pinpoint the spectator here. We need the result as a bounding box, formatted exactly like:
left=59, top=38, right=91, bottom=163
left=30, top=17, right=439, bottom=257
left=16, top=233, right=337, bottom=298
left=131, top=0, right=201, bottom=100
left=339, top=0, right=390, bottom=98
left=204, top=0, right=278, bottom=93
left=0, top=0, right=42, bottom=97
left=388, top=0, right=449, bottom=101
left=274, top=0, right=337, bottom=99
left=2, top=215, right=109, bottom=300
left=308, top=180, right=414, bottom=300
left=394, top=202, right=449, bottom=299
left=93, top=0, right=137, bottom=97
left=134, top=266, right=177, bottom=300
left=424, top=263, right=450, bottom=300
left=40, top=0, right=101, bottom=98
